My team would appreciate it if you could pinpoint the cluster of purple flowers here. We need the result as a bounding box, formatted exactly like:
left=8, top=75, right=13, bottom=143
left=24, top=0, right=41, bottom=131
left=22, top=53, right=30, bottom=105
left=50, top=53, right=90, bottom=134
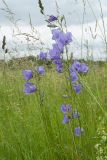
left=22, top=70, right=37, bottom=94
left=22, top=66, right=45, bottom=94
left=61, top=104, right=84, bottom=136
left=22, top=15, right=89, bottom=138
left=39, top=52, right=47, bottom=61
left=69, top=61, right=89, bottom=94
left=39, top=27, right=72, bottom=73
left=49, top=28, right=72, bottom=73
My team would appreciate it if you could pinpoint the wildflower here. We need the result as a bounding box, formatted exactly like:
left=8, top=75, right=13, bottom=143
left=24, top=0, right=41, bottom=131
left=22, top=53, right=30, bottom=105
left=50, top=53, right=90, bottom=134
left=72, top=61, right=81, bottom=72
left=73, top=84, right=82, bottom=94
left=49, top=48, right=60, bottom=61
left=24, top=82, right=37, bottom=94
left=80, top=63, right=89, bottom=73
left=37, top=66, right=45, bottom=75
left=56, top=63, right=63, bottom=73
left=52, top=28, right=61, bottom=40
left=74, top=127, right=84, bottom=136
left=23, top=70, right=33, bottom=81
left=57, top=31, right=72, bottom=47
left=71, top=72, right=78, bottom=83
left=73, top=111, right=80, bottom=119
left=39, top=52, right=47, bottom=60
left=61, top=104, right=72, bottom=113
left=63, top=32, right=72, bottom=45
left=52, top=43, right=63, bottom=54
left=69, top=69, right=78, bottom=83
left=53, top=58, right=62, bottom=65
left=72, top=61, right=89, bottom=73
left=48, top=15, right=57, bottom=22
left=49, top=43, right=63, bottom=60
left=63, top=115, right=71, bottom=124
left=55, top=59, right=63, bottom=73
left=52, top=28, right=72, bottom=48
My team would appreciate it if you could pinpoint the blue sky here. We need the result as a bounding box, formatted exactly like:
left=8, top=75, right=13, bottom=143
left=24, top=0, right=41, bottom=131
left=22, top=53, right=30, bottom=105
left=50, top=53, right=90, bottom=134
left=0, top=0, right=107, bottom=60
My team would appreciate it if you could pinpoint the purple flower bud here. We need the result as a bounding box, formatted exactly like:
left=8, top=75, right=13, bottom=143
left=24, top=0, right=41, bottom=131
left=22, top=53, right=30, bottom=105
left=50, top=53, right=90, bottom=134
left=39, top=52, right=47, bottom=60
left=64, top=32, right=72, bottom=45
left=23, top=70, right=33, bottom=81
left=56, top=61, right=63, bottom=73
left=52, top=28, right=61, bottom=40
left=73, top=84, right=82, bottom=94
left=56, top=64, right=63, bottom=73
left=61, top=104, right=72, bottom=113
left=62, top=115, right=71, bottom=124
left=24, top=82, right=37, bottom=94
left=37, top=66, right=45, bottom=75
left=69, top=66, right=78, bottom=83
left=48, top=15, right=57, bottom=22
left=74, top=127, right=84, bottom=136
left=80, top=63, right=89, bottom=73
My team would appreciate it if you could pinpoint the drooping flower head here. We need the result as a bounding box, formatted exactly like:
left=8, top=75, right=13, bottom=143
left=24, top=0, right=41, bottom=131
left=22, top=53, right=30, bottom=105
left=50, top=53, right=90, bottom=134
left=74, top=127, right=84, bottom=136
left=69, top=66, right=78, bottom=83
left=49, top=43, right=63, bottom=60
left=37, top=66, right=45, bottom=75
left=52, top=28, right=61, bottom=40
left=80, top=63, right=89, bottom=73
left=52, top=28, right=72, bottom=49
left=56, top=63, right=63, bottom=73
left=39, top=52, right=47, bottom=60
left=48, top=15, right=58, bottom=22
left=62, top=115, right=71, bottom=124
left=23, top=70, right=33, bottom=81
left=72, top=61, right=89, bottom=73
left=61, top=104, right=72, bottom=113
left=53, top=59, right=63, bottom=73
left=73, top=84, right=82, bottom=94
left=24, top=82, right=37, bottom=94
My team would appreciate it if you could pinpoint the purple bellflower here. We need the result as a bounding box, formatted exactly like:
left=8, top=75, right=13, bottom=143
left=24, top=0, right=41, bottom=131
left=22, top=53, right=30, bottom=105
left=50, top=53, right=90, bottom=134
left=74, top=127, right=84, bottom=136
left=69, top=66, right=78, bottom=83
left=73, top=84, right=82, bottom=94
left=37, top=66, right=45, bottom=75
left=52, top=28, right=61, bottom=40
left=52, top=28, right=72, bottom=49
left=49, top=43, right=63, bottom=60
left=72, top=61, right=89, bottom=73
left=56, top=63, right=63, bottom=73
left=80, top=63, right=89, bottom=73
left=23, top=70, right=33, bottom=81
left=48, top=15, right=57, bottom=22
left=39, top=52, right=47, bottom=60
left=63, top=115, right=71, bottom=124
left=24, top=82, right=37, bottom=95
left=54, top=59, right=63, bottom=73
left=61, top=104, right=72, bottom=113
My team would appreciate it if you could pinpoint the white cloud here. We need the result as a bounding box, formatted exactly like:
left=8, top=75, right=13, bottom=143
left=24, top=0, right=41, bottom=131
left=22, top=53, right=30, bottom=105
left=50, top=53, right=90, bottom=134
left=0, top=16, right=107, bottom=61
left=1, top=0, right=107, bottom=60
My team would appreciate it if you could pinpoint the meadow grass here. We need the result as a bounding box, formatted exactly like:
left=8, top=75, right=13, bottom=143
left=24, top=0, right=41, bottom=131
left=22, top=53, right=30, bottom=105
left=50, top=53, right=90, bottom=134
left=0, top=62, right=107, bottom=160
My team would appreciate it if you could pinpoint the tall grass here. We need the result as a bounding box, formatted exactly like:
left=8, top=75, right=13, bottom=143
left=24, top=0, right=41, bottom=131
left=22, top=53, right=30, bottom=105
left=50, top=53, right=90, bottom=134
left=0, top=63, right=107, bottom=160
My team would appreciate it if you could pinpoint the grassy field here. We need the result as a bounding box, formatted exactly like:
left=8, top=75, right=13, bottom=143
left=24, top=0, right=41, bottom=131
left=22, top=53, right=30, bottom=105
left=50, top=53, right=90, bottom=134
left=0, top=62, right=107, bottom=160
